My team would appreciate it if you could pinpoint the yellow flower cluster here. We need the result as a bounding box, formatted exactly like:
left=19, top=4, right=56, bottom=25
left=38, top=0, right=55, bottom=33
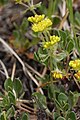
left=69, top=59, right=80, bottom=70
left=14, top=0, right=22, bottom=3
left=74, top=70, right=80, bottom=81
left=52, top=71, right=62, bottom=79
left=28, top=14, right=52, bottom=32
left=32, top=18, right=52, bottom=32
left=28, top=14, right=45, bottom=23
left=15, top=0, right=29, bottom=4
left=43, top=35, right=60, bottom=48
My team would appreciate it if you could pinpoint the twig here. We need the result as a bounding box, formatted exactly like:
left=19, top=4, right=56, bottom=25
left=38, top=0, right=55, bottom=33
left=0, top=38, right=25, bottom=71
left=21, top=103, right=36, bottom=112
left=0, top=98, right=3, bottom=101
left=0, top=37, right=43, bottom=94
left=25, top=62, right=43, bottom=78
left=24, top=67, right=44, bottom=94
left=11, top=63, right=16, bottom=81
left=0, top=97, right=34, bottom=103
left=17, top=99, right=34, bottom=103
left=0, top=59, right=9, bottom=79
left=21, top=2, right=29, bottom=8
left=73, top=76, right=80, bottom=90
left=58, top=0, right=69, bottom=30
left=0, top=97, right=36, bottom=114
left=0, top=70, right=6, bottom=76
left=36, top=80, right=58, bottom=91
left=58, top=9, right=69, bottom=30
left=31, top=0, right=33, bottom=5
left=17, top=105, right=34, bottom=114
left=42, top=67, right=47, bottom=77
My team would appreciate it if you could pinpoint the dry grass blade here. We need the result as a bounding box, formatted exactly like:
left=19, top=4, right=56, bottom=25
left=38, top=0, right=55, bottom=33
left=25, top=62, right=43, bottom=78
left=58, top=0, right=69, bottom=30
left=0, top=70, right=6, bottom=76
left=11, top=63, right=16, bottom=81
left=73, top=76, right=80, bottom=90
left=21, top=103, right=36, bottom=112
left=0, top=37, right=43, bottom=94
left=0, top=59, right=9, bottom=79
left=58, top=9, right=69, bottom=30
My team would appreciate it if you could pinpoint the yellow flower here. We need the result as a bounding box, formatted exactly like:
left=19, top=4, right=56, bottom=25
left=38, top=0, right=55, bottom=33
left=32, top=18, right=52, bottom=32
left=14, top=0, right=22, bottom=4
left=52, top=70, right=63, bottom=79
left=28, top=14, right=45, bottom=23
left=50, top=35, right=60, bottom=43
left=69, top=59, right=80, bottom=70
left=43, top=35, right=60, bottom=49
left=43, top=42, right=51, bottom=48
left=15, top=0, right=29, bottom=3
left=74, top=70, right=80, bottom=81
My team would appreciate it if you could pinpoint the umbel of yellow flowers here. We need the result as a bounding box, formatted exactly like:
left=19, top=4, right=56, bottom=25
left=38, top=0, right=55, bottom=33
left=28, top=14, right=52, bottom=32
left=74, top=70, right=80, bottom=81
left=28, top=14, right=45, bottom=23
left=43, top=35, right=60, bottom=48
left=69, top=59, right=80, bottom=70
left=15, top=0, right=29, bottom=4
left=52, top=70, right=63, bottom=79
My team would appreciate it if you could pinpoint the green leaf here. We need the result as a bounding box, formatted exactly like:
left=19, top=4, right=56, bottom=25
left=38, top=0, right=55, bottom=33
left=47, top=0, right=60, bottom=18
left=67, top=111, right=76, bottom=120
left=4, top=78, right=13, bottom=91
left=55, top=99, right=63, bottom=111
left=74, top=11, right=80, bottom=26
left=59, top=30, right=67, bottom=41
left=2, top=96, right=10, bottom=108
left=53, top=17, right=61, bottom=26
left=53, top=112, right=59, bottom=120
left=48, top=84, right=55, bottom=100
left=68, top=91, right=80, bottom=108
left=22, top=113, right=30, bottom=120
left=57, top=116, right=66, bottom=120
left=55, top=52, right=67, bottom=62
left=0, top=111, right=7, bottom=120
left=66, top=0, right=74, bottom=25
left=20, top=18, right=28, bottom=32
left=63, top=103, right=69, bottom=111
left=73, top=92, right=80, bottom=106
left=0, top=0, right=8, bottom=5
left=6, top=106, right=15, bottom=118
left=32, top=92, right=47, bottom=109
left=13, top=78, right=22, bottom=97
left=13, top=30, right=21, bottom=41
left=75, top=37, right=80, bottom=54
left=8, top=91, right=16, bottom=105
left=66, top=40, right=74, bottom=53
left=34, top=52, right=41, bottom=61
left=34, top=48, right=49, bottom=66
left=58, top=93, right=68, bottom=102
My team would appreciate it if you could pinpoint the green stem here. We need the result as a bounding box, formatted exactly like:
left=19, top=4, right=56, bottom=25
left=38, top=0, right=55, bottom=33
left=43, top=31, right=49, bottom=42
left=3, top=111, right=7, bottom=120
left=66, top=0, right=77, bottom=46
left=49, top=48, right=53, bottom=81
left=48, top=0, right=57, bottom=18
left=49, top=49, right=56, bottom=105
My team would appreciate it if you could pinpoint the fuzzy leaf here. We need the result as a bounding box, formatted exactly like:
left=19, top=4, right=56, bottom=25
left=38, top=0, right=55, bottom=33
left=57, top=116, right=66, bottom=120
left=22, top=113, right=30, bottom=120
left=8, top=91, right=16, bottom=105
left=67, top=111, right=76, bottom=120
left=13, top=79, right=22, bottom=97
left=58, top=93, right=68, bottom=102
left=4, top=78, right=13, bottom=91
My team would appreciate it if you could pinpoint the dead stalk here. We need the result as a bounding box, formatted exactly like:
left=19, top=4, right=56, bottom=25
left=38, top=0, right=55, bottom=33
left=0, top=37, right=43, bottom=94
left=0, top=59, right=9, bottom=79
